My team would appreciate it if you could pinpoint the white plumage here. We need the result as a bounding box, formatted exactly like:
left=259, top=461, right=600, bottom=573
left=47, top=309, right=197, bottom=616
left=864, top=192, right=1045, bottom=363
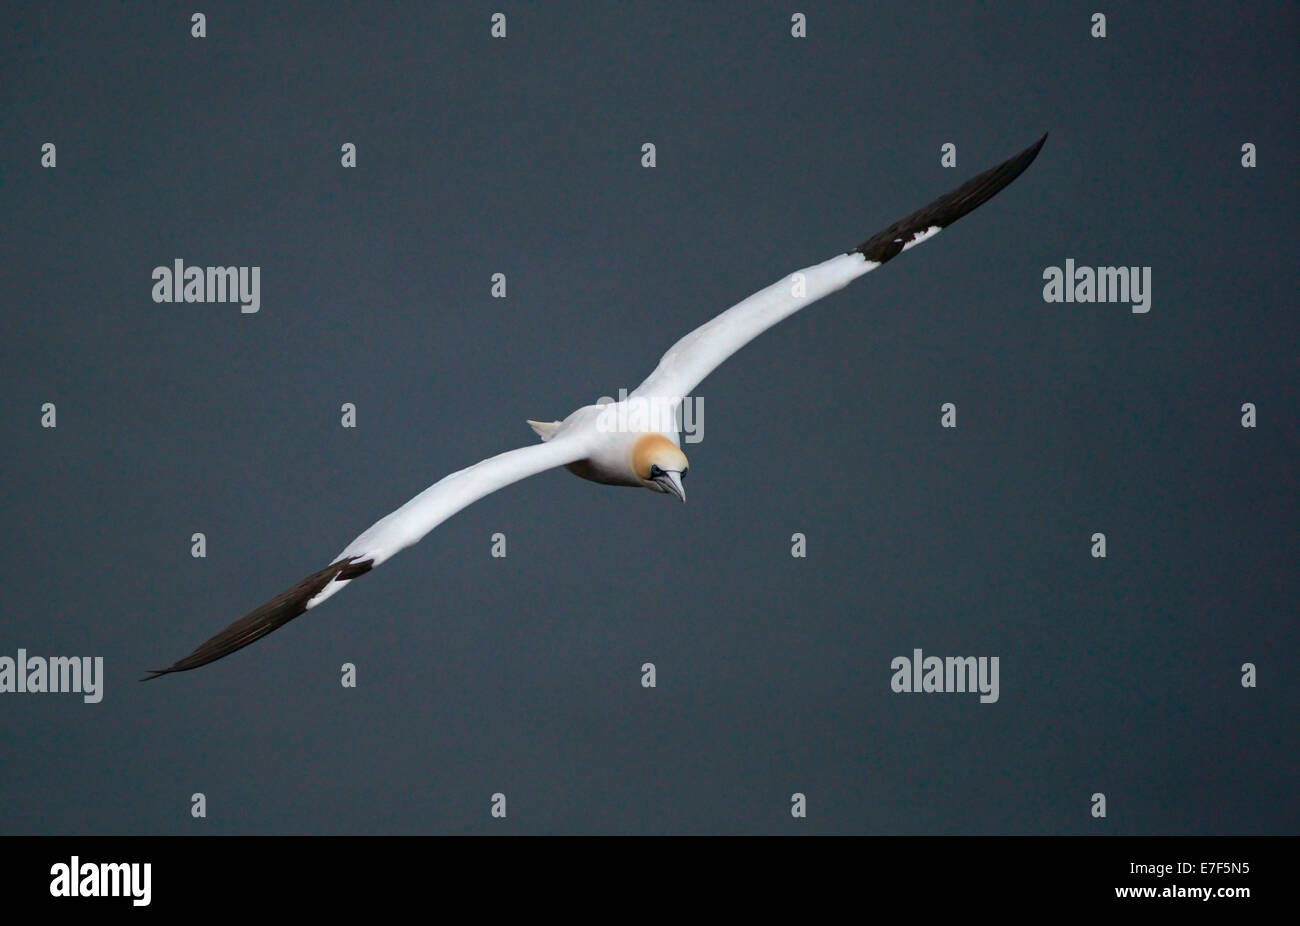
left=144, top=135, right=1045, bottom=680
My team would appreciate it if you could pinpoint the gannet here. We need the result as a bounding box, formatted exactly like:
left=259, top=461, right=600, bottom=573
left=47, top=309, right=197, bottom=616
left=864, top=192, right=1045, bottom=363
left=143, top=134, right=1046, bottom=680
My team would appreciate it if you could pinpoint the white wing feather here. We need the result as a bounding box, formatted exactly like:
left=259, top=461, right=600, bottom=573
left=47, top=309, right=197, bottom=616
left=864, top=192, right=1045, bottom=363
left=631, top=251, right=882, bottom=403
left=144, top=436, right=588, bottom=677
left=632, top=134, right=1047, bottom=404
left=313, top=435, right=591, bottom=605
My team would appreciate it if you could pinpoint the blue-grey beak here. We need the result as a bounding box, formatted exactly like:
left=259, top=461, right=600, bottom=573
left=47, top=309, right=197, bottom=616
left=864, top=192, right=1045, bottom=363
left=653, top=469, right=686, bottom=503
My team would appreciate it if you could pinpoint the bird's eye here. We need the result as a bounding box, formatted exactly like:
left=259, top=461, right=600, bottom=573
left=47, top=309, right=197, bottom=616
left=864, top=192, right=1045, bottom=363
left=679, top=467, right=688, bottom=480
left=649, top=464, right=663, bottom=478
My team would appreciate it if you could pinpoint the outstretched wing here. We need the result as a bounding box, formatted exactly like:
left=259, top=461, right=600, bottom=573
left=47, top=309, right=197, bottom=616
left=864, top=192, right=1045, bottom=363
left=143, top=435, right=589, bottom=679
left=631, top=134, right=1047, bottom=404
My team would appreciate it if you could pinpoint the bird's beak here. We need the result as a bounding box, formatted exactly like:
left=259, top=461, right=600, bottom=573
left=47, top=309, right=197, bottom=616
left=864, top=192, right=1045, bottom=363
left=654, top=470, right=686, bottom=503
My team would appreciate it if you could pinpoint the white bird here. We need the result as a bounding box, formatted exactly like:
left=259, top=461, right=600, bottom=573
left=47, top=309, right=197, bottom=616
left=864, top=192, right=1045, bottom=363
left=144, top=134, right=1046, bottom=680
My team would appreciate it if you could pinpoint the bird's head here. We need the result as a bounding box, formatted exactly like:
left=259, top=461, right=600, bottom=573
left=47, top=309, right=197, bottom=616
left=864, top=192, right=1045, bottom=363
left=633, top=434, right=689, bottom=502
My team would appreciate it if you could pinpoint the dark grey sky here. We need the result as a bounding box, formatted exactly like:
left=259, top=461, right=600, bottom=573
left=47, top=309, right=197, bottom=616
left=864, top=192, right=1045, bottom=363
left=2, top=1, right=1295, bottom=834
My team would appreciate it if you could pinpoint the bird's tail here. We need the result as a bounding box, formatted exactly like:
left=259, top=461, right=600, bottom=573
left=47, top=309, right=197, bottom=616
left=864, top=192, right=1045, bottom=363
left=526, top=419, right=561, bottom=441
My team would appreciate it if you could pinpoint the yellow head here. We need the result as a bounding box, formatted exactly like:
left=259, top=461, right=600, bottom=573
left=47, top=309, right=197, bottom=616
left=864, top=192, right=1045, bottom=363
left=632, top=434, right=689, bottom=502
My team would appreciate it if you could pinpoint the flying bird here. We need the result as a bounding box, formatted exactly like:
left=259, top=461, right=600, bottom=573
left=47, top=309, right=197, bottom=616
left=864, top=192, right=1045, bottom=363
left=143, top=134, right=1047, bottom=680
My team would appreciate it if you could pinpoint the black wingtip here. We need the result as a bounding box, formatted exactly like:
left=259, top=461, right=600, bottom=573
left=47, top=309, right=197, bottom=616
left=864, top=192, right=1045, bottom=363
left=141, top=555, right=374, bottom=681
left=1024, top=131, right=1049, bottom=163
left=851, top=132, right=1049, bottom=264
